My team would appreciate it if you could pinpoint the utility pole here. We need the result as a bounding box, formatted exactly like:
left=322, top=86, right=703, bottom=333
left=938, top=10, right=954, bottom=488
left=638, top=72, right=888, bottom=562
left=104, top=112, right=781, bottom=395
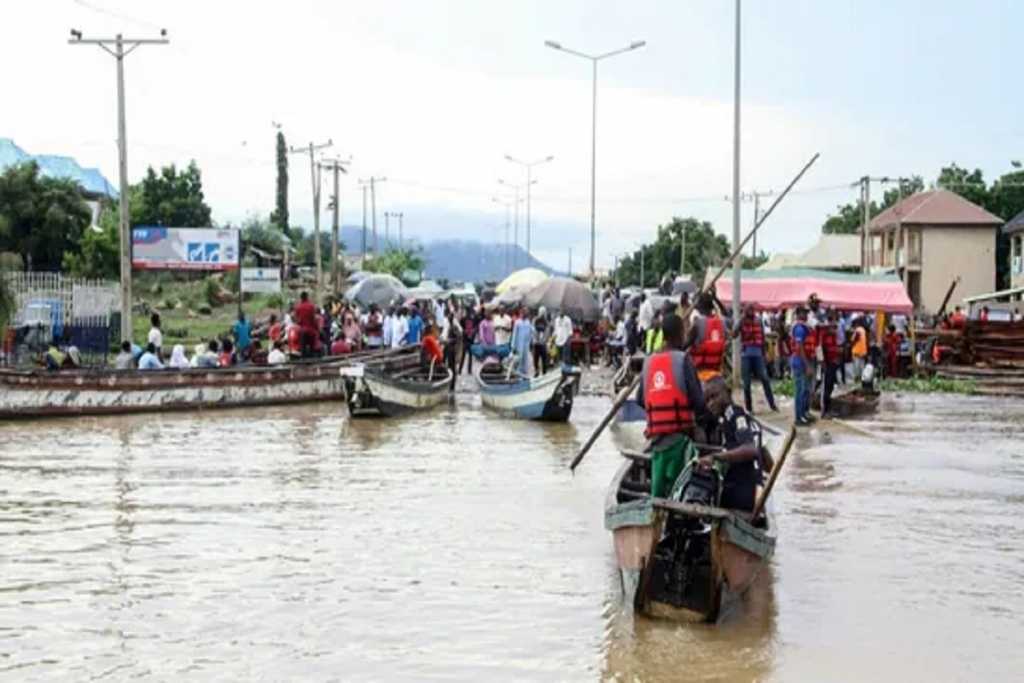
left=360, top=177, right=386, bottom=256
left=395, top=212, right=404, bottom=249
left=505, top=155, right=553, bottom=262
left=640, top=247, right=645, bottom=289
left=290, top=139, right=333, bottom=299
left=568, top=247, right=573, bottom=276
left=69, top=28, right=169, bottom=343
left=492, top=196, right=513, bottom=276
left=360, top=184, right=368, bottom=270
left=319, top=157, right=350, bottom=293
left=384, top=211, right=391, bottom=246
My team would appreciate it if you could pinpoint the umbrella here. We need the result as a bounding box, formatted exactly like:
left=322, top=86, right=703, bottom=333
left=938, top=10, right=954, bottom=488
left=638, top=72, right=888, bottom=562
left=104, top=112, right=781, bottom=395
left=491, top=285, right=530, bottom=309
left=496, top=268, right=548, bottom=294
left=346, top=270, right=372, bottom=285
left=345, top=274, right=409, bottom=308
left=523, top=277, right=600, bottom=322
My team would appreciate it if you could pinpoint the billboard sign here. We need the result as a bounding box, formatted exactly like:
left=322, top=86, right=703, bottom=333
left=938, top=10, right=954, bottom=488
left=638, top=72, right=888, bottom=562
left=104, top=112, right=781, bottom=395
left=241, top=267, right=282, bottom=294
left=132, top=227, right=240, bottom=271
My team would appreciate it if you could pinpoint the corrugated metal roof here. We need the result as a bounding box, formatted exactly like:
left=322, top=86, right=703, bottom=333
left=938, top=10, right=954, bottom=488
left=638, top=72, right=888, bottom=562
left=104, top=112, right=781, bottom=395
left=1004, top=209, right=1024, bottom=235
left=866, top=189, right=1002, bottom=231
left=759, top=234, right=860, bottom=271
left=0, top=138, right=117, bottom=198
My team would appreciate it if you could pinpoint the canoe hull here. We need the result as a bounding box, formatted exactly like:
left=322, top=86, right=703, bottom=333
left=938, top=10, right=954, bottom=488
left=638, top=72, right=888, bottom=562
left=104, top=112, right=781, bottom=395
left=344, top=370, right=452, bottom=418
left=0, top=364, right=347, bottom=419
left=605, top=459, right=775, bottom=623
left=476, top=367, right=579, bottom=422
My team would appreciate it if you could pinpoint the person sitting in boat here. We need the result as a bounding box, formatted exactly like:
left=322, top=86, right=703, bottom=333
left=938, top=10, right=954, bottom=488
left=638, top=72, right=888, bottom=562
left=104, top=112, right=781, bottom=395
left=636, top=313, right=708, bottom=498
left=138, top=343, right=164, bottom=371
left=115, top=341, right=135, bottom=370
left=699, top=376, right=771, bottom=512
left=218, top=340, right=235, bottom=368
left=168, top=344, right=190, bottom=370
left=267, top=341, right=288, bottom=365
left=683, top=293, right=729, bottom=383
left=193, top=340, right=219, bottom=368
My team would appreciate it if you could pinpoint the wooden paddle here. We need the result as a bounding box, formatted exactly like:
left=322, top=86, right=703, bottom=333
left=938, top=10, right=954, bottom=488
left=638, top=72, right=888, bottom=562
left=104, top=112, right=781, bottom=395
left=751, top=424, right=797, bottom=519
left=568, top=153, right=821, bottom=473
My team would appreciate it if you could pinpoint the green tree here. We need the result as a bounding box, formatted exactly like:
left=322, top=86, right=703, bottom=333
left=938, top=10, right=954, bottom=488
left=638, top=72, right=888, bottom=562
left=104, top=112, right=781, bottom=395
left=822, top=176, right=924, bottom=235
left=616, top=217, right=730, bottom=287
left=131, top=161, right=213, bottom=227
left=0, top=161, right=92, bottom=270
left=269, top=131, right=289, bottom=236
left=365, top=247, right=426, bottom=283
left=62, top=204, right=120, bottom=278
left=239, top=214, right=287, bottom=255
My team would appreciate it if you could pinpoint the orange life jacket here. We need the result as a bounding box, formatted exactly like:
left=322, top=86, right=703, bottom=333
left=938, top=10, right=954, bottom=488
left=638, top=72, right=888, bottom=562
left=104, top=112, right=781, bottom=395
left=643, top=351, right=695, bottom=438
left=691, top=315, right=726, bottom=373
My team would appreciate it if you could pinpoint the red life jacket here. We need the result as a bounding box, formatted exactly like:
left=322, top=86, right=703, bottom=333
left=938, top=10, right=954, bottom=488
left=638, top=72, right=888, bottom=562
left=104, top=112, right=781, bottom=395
left=820, top=326, right=841, bottom=364
left=802, top=325, right=818, bottom=360
left=643, top=351, right=695, bottom=438
left=691, top=315, right=726, bottom=373
left=740, top=316, right=763, bottom=348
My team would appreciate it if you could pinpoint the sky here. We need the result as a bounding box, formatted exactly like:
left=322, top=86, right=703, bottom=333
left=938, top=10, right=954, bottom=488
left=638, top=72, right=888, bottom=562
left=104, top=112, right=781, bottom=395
left=4, top=0, right=1021, bottom=274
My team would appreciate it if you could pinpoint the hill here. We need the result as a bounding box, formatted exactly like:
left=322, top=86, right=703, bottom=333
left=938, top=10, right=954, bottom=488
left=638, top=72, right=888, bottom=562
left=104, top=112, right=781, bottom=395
left=338, top=226, right=556, bottom=283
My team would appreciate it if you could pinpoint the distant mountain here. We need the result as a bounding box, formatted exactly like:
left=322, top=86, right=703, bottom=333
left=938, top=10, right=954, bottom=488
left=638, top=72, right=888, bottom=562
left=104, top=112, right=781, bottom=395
left=338, top=226, right=557, bottom=283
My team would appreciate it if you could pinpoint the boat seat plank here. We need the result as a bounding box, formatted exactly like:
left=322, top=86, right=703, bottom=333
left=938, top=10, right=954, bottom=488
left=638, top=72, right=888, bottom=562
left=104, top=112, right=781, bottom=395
left=620, top=443, right=723, bottom=462
left=651, top=497, right=734, bottom=521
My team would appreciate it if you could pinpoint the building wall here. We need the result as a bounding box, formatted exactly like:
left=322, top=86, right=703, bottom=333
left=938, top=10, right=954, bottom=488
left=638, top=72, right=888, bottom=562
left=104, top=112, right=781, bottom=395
left=1011, top=233, right=1024, bottom=290
left=920, top=225, right=997, bottom=313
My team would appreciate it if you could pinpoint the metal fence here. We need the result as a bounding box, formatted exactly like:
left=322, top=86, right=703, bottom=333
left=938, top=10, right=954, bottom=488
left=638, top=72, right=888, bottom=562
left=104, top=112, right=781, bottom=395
left=2, top=272, right=120, bottom=368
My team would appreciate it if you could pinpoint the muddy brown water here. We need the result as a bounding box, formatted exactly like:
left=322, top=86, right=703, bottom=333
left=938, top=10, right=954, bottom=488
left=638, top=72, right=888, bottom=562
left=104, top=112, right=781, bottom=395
left=1, top=392, right=1022, bottom=681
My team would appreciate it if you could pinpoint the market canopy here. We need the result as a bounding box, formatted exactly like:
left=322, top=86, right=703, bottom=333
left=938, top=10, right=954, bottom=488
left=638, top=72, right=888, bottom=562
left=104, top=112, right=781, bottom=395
left=496, top=268, right=548, bottom=294
left=709, top=268, right=914, bottom=314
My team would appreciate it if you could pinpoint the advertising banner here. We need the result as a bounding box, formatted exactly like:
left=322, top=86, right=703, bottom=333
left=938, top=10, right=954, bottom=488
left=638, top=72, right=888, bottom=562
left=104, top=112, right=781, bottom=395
left=132, top=227, right=240, bottom=271
left=241, top=267, right=282, bottom=294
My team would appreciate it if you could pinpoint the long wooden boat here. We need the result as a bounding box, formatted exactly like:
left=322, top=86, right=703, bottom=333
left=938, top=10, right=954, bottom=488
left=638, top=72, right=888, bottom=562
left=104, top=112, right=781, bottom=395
left=605, top=451, right=776, bottom=623
left=0, top=347, right=411, bottom=419
left=342, top=351, right=452, bottom=418
left=475, top=363, right=580, bottom=421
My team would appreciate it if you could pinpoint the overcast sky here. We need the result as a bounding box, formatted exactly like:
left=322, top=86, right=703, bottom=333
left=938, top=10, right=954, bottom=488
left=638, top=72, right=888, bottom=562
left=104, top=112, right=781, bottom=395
left=5, top=0, right=1020, bottom=272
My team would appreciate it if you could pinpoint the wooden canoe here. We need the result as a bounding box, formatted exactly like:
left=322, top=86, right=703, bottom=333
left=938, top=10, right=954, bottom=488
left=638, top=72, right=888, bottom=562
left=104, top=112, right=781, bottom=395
left=604, top=454, right=776, bottom=623
left=475, top=363, right=580, bottom=421
left=342, top=350, right=453, bottom=418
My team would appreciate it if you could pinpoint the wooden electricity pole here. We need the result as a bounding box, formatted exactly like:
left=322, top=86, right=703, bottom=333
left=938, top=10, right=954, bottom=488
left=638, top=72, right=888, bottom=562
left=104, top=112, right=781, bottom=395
left=290, top=139, right=332, bottom=299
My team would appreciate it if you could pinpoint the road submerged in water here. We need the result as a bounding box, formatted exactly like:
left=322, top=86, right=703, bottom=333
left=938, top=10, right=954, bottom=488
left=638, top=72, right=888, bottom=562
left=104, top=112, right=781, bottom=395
left=1, top=390, right=1022, bottom=681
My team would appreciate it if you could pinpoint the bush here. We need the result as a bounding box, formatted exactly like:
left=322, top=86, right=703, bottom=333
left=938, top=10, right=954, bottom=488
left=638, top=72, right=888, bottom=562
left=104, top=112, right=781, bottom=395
left=203, top=278, right=221, bottom=307
left=266, top=293, right=284, bottom=309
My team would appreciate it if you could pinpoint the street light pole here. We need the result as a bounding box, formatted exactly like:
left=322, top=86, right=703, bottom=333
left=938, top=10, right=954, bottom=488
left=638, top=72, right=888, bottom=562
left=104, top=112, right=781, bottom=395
left=731, top=0, right=743, bottom=389
left=545, top=39, right=645, bottom=279
left=69, top=29, right=169, bottom=343
left=504, top=154, right=553, bottom=262
left=498, top=179, right=530, bottom=270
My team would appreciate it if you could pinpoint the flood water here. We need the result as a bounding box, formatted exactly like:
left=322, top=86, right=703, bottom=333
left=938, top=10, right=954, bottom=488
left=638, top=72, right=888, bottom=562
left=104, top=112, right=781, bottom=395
left=1, top=391, right=1022, bottom=681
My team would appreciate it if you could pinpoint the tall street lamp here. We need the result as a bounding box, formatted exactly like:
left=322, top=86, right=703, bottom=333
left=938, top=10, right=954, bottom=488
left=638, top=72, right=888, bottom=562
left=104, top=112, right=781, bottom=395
left=545, top=39, right=645, bottom=279
left=504, top=154, right=553, bottom=262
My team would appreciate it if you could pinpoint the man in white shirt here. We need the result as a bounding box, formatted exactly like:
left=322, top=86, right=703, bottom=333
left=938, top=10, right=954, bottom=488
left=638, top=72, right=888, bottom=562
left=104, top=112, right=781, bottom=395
left=637, top=294, right=654, bottom=333
left=382, top=307, right=395, bottom=348
left=494, top=308, right=513, bottom=347
left=553, top=312, right=574, bottom=364
left=391, top=309, right=409, bottom=349
left=267, top=341, right=287, bottom=365
left=147, top=313, right=163, bottom=357
left=434, top=298, right=446, bottom=326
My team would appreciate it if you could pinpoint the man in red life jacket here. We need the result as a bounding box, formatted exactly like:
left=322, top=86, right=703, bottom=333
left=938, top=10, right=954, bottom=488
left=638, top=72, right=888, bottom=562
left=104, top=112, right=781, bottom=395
left=819, top=309, right=843, bottom=417
left=637, top=313, right=708, bottom=498
left=950, top=306, right=967, bottom=329
left=733, top=305, right=779, bottom=414
left=683, top=293, right=728, bottom=383
left=294, top=291, right=318, bottom=358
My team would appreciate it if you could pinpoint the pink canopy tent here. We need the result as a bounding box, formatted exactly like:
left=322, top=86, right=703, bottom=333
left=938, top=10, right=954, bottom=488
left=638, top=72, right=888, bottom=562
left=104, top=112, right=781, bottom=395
left=711, top=268, right=913, bottom=314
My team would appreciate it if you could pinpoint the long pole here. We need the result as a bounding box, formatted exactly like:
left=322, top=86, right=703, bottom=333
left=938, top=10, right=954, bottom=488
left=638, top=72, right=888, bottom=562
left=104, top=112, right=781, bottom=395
left=569, top=152, right=820, bottom=472
left=330, top=161, right=340, bottom=292
left=384, top=211, right=390, bottom=246
left=289, top=140, right=332, bottom=299
left=371, top=178, right=378, bottom=255
left=513, top=186, right=520, bottom=269
left=731, top=0, right=743, bottom=390
left=115, top=38, right=131, bottom=342
left=752, top=192, right=760, bottom=257
left=640, top=247, right=645, bottom=289
left=70, top=30, right=169, bottom=342
left=589, top=58, right=598, bottom=278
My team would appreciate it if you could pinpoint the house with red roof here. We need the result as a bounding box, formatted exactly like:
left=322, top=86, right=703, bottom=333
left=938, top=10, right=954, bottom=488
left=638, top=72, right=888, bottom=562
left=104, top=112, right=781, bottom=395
left=861, top=189, right=1003, bottom=313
